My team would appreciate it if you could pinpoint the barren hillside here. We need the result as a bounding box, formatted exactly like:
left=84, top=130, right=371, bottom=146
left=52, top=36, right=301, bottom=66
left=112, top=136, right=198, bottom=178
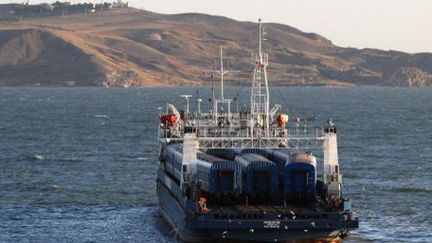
left=0, top=7, right=431, bottom=87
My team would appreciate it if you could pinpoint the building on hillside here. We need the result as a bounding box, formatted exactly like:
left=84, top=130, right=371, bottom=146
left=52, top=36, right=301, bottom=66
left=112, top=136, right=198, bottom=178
left=112, top=0, right=128, bottom=8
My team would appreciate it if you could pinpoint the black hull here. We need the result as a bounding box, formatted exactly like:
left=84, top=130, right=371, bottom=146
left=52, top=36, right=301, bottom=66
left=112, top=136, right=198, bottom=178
left=156, top=170, right=357, bottom=242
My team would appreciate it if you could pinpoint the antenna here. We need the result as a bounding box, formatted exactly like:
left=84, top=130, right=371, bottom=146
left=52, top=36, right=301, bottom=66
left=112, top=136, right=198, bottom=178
left=258, top=18, right=262, bottom=62
left=210, top=70, right=215, bottom=101
left=220, top=46, right=225, bottom=100
left=205, top=46, right=240, bottom=122
left=250, top=18, right=270, bottom=135
left=208, top=46, right=240, bottom=101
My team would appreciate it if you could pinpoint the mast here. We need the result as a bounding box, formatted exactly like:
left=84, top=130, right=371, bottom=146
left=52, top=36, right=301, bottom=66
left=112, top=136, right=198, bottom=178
left=220, top=47, right=225, bottom=100
left=209, top=46, right=239, bottom=121
left=250, top=19, right=270, bottom=136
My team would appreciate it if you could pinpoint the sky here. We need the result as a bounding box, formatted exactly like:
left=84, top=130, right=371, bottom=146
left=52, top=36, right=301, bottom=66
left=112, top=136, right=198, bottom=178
left=2, top=0, right=432, bottom=53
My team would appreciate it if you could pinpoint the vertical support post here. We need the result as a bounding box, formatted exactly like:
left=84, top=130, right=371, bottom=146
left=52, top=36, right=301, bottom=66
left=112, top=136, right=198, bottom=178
left=181, top=95, right=192, bottom=115
left=213, top=100, right=218, bottom=120
left=323, top=119, right=342, bottom=199
left=196, top=98, right=202, bottom=116
left=227, top=100, right=231, bottom=121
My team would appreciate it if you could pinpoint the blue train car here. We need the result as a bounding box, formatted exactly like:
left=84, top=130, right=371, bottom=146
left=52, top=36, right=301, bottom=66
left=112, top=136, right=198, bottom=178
left=206, top=148, right=271, bottom=160
left=164, top=145, right=183, bottom=182
left=267, top=150, right=287, bottom=169
left=205, top=148, right=240, bottom=160
left=240, top=148, right=270, bottom=158
left=196, top=153, right=242, bottom=193
left=287, top=152, right=317, bottom=194
left=271, top=151, right=317, bottom=195
left=268, top=150, right=290, bottom=192
left=285, top=161, right=316, bottom=194
left=235, top=153, right=278, bottom=194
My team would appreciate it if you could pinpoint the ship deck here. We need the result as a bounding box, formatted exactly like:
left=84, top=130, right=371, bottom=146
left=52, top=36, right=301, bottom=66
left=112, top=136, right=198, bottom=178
left=211, top=205, right=322, bottom=214
left=202, top=204, right=330, bottom=221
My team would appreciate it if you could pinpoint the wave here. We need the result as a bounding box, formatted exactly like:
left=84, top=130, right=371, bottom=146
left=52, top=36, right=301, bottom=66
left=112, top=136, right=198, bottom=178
left=391, top=187, right=432, bottom=193
left=56, top=157, right=83, bottom=162
left=27, top=154, right=44, bottom=161
left=25, top=154, right=83, bottom=163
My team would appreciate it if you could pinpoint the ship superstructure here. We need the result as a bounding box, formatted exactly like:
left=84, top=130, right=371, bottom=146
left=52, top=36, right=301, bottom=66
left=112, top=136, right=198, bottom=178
left=156, top=19, right=358, bottom=242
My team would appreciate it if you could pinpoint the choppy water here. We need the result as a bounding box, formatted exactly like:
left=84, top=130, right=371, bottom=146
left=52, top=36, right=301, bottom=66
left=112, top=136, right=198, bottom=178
left=0, top=87, right=431, bottom=243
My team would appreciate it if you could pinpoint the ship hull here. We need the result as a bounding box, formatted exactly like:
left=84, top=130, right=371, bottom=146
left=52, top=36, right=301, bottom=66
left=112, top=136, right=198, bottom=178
left=157, top=170, right=355, bottom=242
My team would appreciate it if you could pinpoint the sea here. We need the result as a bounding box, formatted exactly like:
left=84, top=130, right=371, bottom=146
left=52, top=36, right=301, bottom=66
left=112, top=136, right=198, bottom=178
left=0, top=87, right=431, bottom=243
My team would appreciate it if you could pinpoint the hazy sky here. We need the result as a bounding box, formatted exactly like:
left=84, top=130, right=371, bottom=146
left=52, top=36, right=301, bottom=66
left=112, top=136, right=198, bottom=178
left=3, top=0, right=432, bottom=53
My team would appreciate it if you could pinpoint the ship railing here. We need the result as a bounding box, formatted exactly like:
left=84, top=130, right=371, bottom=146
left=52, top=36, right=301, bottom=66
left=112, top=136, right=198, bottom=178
left=197, top=135, right=324, bottom=149
left=187, top=112, right=241, bottom=120
left=158, top=121, right=324, bottom=144
left=158, top=125, right=324, bottom=139
left=193, top=126, right=324, bottom=139
left=158, top=123, right=325, bottom=147
left=158, top=124, right=184, bottom=141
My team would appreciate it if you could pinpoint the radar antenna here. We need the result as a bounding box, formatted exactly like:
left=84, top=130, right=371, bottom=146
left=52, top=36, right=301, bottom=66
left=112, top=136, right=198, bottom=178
left=180, top=95, right=192, bottom=114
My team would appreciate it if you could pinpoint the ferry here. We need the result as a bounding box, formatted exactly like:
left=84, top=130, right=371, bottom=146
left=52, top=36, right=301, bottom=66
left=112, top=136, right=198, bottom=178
left=156, top=19, right=359, bottom=242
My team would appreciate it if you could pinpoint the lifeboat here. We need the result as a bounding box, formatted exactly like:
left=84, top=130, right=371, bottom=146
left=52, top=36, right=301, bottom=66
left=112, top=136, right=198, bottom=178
left=276, top=113, right=289, bottom=127
left=160, top=114, right=177, bottom=127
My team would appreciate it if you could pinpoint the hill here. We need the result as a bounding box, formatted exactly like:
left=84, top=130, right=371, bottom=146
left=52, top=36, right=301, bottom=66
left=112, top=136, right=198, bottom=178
left=0, top=7, right=431, bottom=87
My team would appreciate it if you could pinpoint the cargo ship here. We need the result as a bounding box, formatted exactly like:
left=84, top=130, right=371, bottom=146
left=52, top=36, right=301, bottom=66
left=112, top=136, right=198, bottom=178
left=156, top=19, right=358, bottom=242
